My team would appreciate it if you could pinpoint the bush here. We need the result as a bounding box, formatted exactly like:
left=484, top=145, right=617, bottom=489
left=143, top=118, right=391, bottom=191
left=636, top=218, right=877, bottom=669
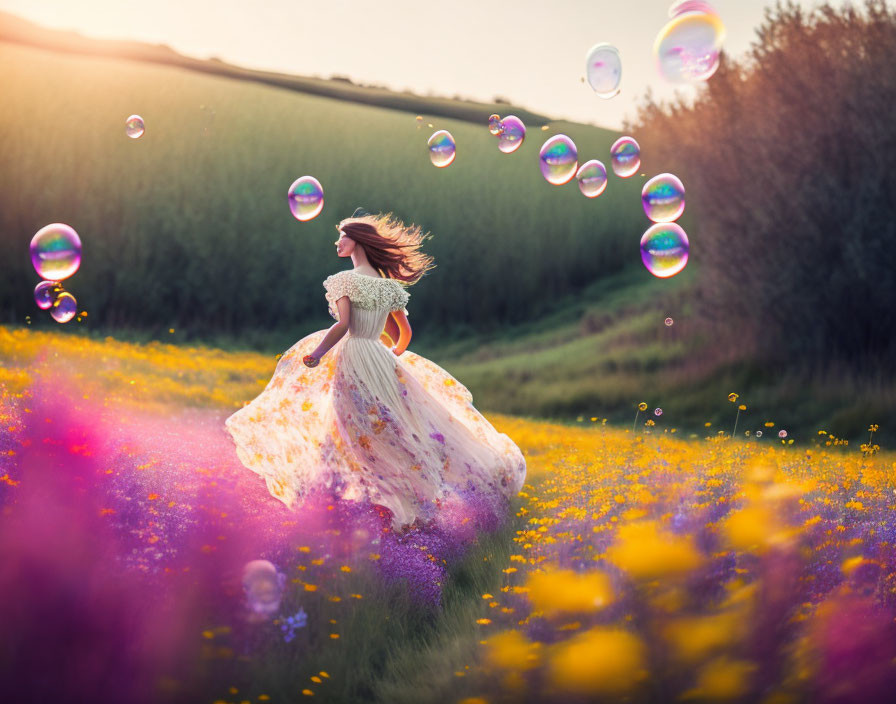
left=629, top=0, right=896, bottom=368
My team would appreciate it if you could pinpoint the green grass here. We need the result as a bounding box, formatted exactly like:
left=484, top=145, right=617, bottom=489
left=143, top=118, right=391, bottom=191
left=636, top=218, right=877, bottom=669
left=195, top=511, right=522, bottom=703
left=0, top=40, right=645, bottom=341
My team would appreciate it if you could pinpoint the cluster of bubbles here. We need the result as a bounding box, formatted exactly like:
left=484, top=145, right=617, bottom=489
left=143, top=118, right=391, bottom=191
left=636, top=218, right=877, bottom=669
left=428, top=130, right=457, bottom=168
left=125, top=114, right=145, bottom=139
left=30, top=223, right=83, bottom=323
left=486, top=114, right=526, bottom=154
left=288, top=176, right=325, bottom=222
left=654, top=1, right=726, bottom=83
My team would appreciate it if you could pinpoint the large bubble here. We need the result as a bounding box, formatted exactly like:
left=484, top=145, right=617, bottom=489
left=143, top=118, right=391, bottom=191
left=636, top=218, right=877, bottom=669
left=576, top=159, right=608, bottom=198
left=50, top=291, right=77, bottom=323
left=642, top=173, right=686, bottom=222
left=427, top=130, right=456, bottom=168
left=34, top=280, right=62, bottom=310
left=539, top=135, right=578, bottom=185
left=654, top=8, right=726, bottom=83
left=488, top=114, right=503, bottom=136
left=30, top=223, right=82, bottom=280
left=585, top=43, right=622, bottom=99
left=497, top=115, right=526, bottom=153
left=125, top=114, right=145, bottom=139
left=287, top=176, right=324, bottom=222
left=610, top=136, right=641, bottom=178
left=640, top=222, right=689, bottom=278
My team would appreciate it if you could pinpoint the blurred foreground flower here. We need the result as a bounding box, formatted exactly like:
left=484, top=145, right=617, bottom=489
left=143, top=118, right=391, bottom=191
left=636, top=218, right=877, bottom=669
left=525, top=566, right=613, bottom=617
left=606, top=521, right=704, bottom=581
left=546, top=627, right=648, bottom=696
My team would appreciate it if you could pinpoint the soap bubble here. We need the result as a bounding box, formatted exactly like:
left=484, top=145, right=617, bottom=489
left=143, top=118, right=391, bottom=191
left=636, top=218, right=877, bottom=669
left=756, top=431, right=763, bottom=438
left=576, top=160, right=608, bottom=197
left=539, top=134, right=578, bottom=185
left=610, top=136, right=640, bottom=177
left=497, top=115, right=526, bottom=153
left=654, top=8, right=725, bottom=83
left=30, top=223, right=82, bottom=280
left=655, top=408, right=663, bottom=416
left=50, top=291, right=77, bottom=323
left=668, top=0, right=719, bottom=17
left=642, top=173, right=686, bottom=222
left=640, top=222, right=690, bottom=278
left=287, top=176, right=324, bottom=221
left=242, top=560, right=287, bottom=621
left=125, top=114, right=145, bottom=139
left=664, top=317, right=674, bottom=326
left=585, top=43, right=622, bottom=99
left=778, top=429, right=788, bottom=438
left=427, top=130, right=456, bottom=168
left=488, top=114, right=503, bottom=135
left=34, top=280, right=63, bottom=310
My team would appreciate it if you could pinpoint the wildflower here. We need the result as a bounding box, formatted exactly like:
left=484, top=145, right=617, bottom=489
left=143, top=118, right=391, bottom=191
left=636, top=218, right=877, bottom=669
left=547, top=628, right=647, bottom=696
left=728, top=393, right=738, bottom=402
left=525, top=567, right=614, bottom=616
left=484, top=630, right=542, bottom=671
left=281, top=607, right=308, bottom=643
left=606, top=521, right=703, bottom=581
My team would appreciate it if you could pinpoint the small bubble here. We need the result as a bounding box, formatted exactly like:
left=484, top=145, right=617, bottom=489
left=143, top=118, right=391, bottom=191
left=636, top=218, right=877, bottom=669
left=654, top=408, right=663, bottom=416
left=664, top=317, right=674, bottom=326
left=778, top=429, right=788, bottom=438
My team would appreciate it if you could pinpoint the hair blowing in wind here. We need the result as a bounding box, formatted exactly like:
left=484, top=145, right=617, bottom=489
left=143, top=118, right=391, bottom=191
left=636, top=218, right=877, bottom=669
left=340, top=213, right=436, bottom=284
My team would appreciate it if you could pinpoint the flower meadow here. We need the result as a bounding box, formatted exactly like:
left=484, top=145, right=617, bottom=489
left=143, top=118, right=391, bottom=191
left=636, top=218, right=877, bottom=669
left=2, top=325, right=895, bottom=703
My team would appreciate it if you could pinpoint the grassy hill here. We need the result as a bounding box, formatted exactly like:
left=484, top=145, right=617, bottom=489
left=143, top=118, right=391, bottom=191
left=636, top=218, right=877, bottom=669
left=0, top=18, right=892, bottom=446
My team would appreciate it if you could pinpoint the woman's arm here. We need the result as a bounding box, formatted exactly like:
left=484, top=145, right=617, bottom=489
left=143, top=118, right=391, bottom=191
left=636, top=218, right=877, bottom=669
left=390, top=309, right=412, bottom=356
left=307, top=296, right=351, bottom=363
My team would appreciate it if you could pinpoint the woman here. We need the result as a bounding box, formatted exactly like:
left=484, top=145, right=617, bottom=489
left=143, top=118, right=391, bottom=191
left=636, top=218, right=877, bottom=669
left=225, top=208, right=526, bottom=532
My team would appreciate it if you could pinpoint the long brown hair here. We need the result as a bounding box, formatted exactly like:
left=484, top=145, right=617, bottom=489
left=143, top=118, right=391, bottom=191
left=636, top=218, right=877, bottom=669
left=339, top=212, right=435, bottom=284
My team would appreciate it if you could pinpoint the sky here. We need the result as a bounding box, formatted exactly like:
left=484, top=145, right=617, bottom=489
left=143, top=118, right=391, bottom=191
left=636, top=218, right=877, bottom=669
left=0, top=0, right=848, bottom=129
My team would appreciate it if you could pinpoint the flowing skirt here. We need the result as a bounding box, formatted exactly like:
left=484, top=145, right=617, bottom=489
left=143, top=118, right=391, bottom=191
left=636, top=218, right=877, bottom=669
left=224, top=329, right=527, bottom=530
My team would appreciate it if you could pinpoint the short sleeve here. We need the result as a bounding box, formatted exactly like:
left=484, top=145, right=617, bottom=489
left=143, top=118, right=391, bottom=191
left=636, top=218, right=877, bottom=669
left=323, top=272, right=356, bottom=320
left=389, top=283, right=410, bottom=313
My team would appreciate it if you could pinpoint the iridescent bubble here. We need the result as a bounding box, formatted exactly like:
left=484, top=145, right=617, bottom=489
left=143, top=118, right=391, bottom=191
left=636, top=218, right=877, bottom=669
left=640, top=222, right=690, bottom=278
left=585, top=43, right=622, bottom=99
left=642, top=173, right=686, bottom=222
left=756, top=431, right=763, bottom=438
left=125, top=114, right=145, bottom=139
left=654, top=9, right=726, bottom=83
left=287, top=176, right=324, bottom=221
left=576, top=160, right=608, bottom=198
left=610, top=136, right=640, bottom=178
left=497, top=115, right=526, bottom=153
left=34, top=280, right=62, bottom=310
left=778, top=429, right=788, bottom=438
left=30, top=223, right=82, bottom=280
left=539, top=134, right=578, bottom=185
left=654, top=408, right=663, bottom=416
left=668, top=0, right=719, bottom=17
left=488, top=114, right=503, bottom=136
left=242, top=559, right=286, bottom=622
left=50, top=291, right=77, bottom=323
left=428, top=130, right=456, bottom=168
left=664, top=317, right=674, bottom=326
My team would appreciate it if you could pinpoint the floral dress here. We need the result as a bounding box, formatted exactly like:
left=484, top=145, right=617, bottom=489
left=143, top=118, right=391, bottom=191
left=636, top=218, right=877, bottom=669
left=224, top=269, right=527, bottom=530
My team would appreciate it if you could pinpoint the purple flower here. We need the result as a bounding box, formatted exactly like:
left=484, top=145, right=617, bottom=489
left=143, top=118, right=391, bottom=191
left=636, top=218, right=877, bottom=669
left=281, top=607, right=308, bottom=643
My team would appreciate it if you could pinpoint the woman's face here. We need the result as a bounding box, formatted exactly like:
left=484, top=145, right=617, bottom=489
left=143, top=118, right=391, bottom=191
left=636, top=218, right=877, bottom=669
left=334, top=225, right=355, bottom=257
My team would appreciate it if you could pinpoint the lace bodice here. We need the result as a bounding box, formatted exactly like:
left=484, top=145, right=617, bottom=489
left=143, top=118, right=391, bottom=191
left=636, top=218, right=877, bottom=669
left=324, top=269, right=410, bottom=321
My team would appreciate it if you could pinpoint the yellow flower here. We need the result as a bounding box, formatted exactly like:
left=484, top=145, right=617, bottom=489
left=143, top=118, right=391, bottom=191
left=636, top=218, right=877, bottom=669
left=638, top=402, right=648, bottom=412
left=606, top=521, right=703, bottom=581
left=728, top=393, right=738, bottom=402
left=547, top=628, right=647, bottom=696
left=525, top=567, right=614, bottom=616
left=738, top=404, right=746, bottom=411
left=484, top=630, right=541, bottom=671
